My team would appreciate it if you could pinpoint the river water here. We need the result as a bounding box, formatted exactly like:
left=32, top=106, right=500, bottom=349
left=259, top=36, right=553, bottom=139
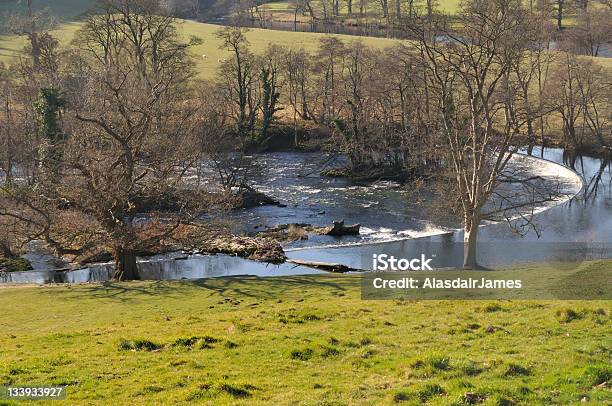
left=286, top=147, right=611, bottom=269
left=2, top=147, right=610, bottom=283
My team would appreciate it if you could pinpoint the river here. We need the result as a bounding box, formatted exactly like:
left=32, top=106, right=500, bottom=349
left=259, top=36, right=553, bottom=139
left=243, top=147, right=611, bottom=270
left=2, top=147, right=610, bottom=283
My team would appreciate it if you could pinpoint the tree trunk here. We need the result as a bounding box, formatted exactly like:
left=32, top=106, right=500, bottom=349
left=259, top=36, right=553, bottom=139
left=556, top=0, right=564, bottom=30
left=4, top=96, right=13, bottom=183
left=463, top=219, right=480, bottom=269
left=113, top=246, right=139, bottom=281
left=27, top=0, right=40, bottom=67
left=381, top=0, right=388, bottom=18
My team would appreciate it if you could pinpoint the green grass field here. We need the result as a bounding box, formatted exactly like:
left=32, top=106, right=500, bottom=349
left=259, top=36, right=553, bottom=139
left=0, top=260, right=610, bottom=404
left=0, top=19, right=402, bottom=78
left=2, top=17, right=610, bottom=81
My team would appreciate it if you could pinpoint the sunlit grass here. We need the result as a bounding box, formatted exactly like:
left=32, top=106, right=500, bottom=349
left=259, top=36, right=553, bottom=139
left=2, top=17, right=610, bottom=81
left=0, top=20, right=401, bottom=79
left=0, top=260, right=610, bottom=404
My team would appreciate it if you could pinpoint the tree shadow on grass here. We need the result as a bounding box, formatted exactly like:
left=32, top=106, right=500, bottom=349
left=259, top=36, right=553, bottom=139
left=189, top=274, right=357, bottom=299
left=41, top=274, right=358, bottom=302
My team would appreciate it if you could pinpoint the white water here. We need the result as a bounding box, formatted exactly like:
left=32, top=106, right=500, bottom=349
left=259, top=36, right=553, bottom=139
left=286, top=153, right=583, bottom=252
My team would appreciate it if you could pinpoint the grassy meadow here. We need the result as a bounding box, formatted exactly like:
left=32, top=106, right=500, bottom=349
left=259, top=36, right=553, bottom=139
left=2, top=17, right=611, bottom=81
left=0, top=260, right=610, bottom=405
left=0, top=19, right=403, bottom=79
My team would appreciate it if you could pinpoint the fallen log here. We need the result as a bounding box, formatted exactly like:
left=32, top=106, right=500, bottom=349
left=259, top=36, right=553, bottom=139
left=287, top=259, right=365, bottom=273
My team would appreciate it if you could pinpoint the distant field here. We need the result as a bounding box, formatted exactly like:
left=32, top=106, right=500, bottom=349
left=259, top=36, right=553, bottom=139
left=0, top=19, right=402, bottom=78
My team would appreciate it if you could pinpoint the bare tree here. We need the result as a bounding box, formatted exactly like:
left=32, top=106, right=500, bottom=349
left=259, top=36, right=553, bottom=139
left=6, top=0, right=57, bottom=66
left=283, top=47, right=313, bottom=145
left=548, top=53, right=611, bottom=150
left=216, top=26, right=259, bottom=138
left=314, top=36, right=347, bottom=123
left=259, top=45, right=284, bottom=143
left=55, top=0, right=204, bottom=280
left=0, top=64, right=15, bottom=184
left=567, top=8, right=612, bottom=56
left=412, top=0, right=556, bottom=268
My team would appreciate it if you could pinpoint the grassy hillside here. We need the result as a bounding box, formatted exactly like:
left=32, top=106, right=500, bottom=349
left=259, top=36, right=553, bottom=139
left=2, top=18, right=611, bottom=80
left=0, top=260, right=610, bottom=404
left=0, top=20, right=401, bottom=78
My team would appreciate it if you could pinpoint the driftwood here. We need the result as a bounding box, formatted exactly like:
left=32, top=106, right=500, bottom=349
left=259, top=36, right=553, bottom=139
left=325, top=220, right=360, bottom=236
left=287, top=259, right=365, bottom=273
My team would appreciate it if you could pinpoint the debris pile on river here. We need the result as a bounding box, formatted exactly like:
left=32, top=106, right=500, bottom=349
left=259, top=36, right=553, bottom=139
left=233, top=184, right=283, bottom=209
left=323, top=220, right=361, bottom=236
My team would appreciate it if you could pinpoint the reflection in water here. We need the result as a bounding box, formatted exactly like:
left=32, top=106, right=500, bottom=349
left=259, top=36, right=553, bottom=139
left=563, top=149, right=610, bottom=203
left=208, top=17, right=413, bottom=40
left=1, top=254, right=324, bottom=284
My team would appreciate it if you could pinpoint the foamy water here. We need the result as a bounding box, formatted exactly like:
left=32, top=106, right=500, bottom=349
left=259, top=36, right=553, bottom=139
left=286, top=153, right=584, bottom=252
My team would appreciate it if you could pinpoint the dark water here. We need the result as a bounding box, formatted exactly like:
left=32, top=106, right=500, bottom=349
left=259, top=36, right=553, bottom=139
left=208, top=17, right=410, bottom=39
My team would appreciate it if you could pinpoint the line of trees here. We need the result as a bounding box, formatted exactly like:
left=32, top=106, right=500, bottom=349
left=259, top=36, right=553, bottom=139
left=234, top=0, right=612, bottom=51
left=210, top=18, right=609, bottom=172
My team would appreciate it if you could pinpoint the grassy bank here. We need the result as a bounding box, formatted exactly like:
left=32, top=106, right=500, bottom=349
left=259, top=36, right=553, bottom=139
left=0, top=260, right=610, bottom=405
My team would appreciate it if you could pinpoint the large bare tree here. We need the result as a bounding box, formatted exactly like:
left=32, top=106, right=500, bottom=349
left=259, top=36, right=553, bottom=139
left=411, top=0, right=560, bottom=268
